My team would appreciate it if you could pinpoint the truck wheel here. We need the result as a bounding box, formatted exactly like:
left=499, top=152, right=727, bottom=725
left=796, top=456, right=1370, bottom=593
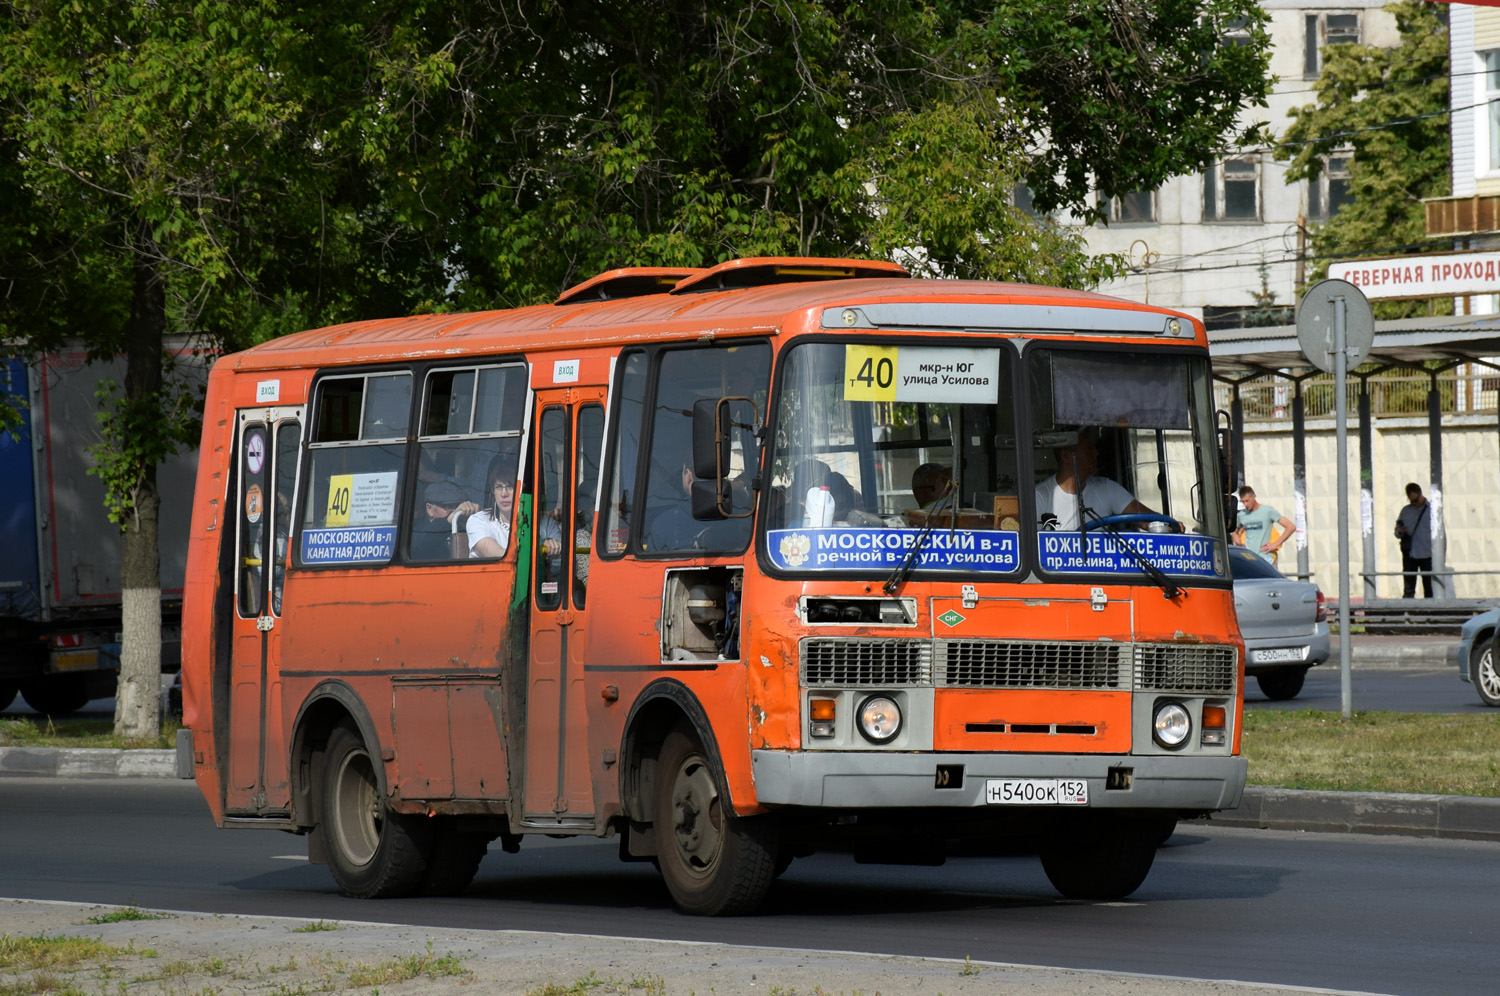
left=654, top=727, right=777, bottom=916
left=319, top=726, right=431, bottom=898
left=420, top=819, right=489, bottom=896
left=0, top=684, right=15, bottom=711
left=1255, top=666, right=1307, bottom=701
left=1040, top=815, right=1158, bottom=900
left=1473, top=638, right=1500, bottom=707
left=20, top=676, right=91, bottom=716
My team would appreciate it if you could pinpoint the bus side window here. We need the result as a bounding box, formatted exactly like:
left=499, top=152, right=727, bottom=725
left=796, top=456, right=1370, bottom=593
left=408, top=363, right=526, bottom=563
left=638, top=342, right=769, bottom=556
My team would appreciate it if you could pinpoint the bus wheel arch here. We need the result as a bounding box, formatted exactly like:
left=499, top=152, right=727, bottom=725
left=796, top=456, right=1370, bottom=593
left=289, top=681, right=384, bottom=833
left=619, top=679, right=727, bottom=833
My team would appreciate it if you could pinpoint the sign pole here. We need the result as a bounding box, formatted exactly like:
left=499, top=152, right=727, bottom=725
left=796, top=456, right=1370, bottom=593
left=1335, top=297, right=1352, bottom=720
left=1295, top=278, right=1372, bottom=723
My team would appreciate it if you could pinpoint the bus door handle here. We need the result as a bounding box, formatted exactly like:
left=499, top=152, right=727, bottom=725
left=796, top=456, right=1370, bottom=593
left=256, top=616, right=275, bottom=632
left=556, top=609, right=575, bottom=626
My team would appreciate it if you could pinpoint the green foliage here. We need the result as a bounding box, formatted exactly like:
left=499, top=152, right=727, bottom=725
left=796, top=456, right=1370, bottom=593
left=1276, top=0, right=1451, bottom=317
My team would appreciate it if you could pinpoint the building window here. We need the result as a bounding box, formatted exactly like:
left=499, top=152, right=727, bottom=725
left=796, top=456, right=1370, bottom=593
left=1203, top=157, right=1260, bottom=221
left=1220, top=16, right=1252, bottom=47
left=1103, top=189, right=1156, bottom=224
left=1305, top=12, right=1359, bottom=77
left=1484, top=51, right=1500, bottom=172
left=1307, top=156, right=1351, bottom=220
left=1012, top=182, right=1038, bottom=218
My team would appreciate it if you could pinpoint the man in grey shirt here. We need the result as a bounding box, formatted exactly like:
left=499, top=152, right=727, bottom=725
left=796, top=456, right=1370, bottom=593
left=1394, top=482, right=1433, bottom=598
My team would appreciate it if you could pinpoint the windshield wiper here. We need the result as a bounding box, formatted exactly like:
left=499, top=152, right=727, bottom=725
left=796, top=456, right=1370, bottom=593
left=883, top=482, right=955, bottom=595
left=1080, top=509, right=1183, bottom=600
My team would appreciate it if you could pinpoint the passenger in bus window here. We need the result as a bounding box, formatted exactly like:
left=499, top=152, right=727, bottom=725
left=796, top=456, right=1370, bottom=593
left=911, top=463, right=952, bottom=510
left=643, top=461, right=698, bottom=551
left=412, top=480, right=477, bottom=561
left=468, top=453, right=562, bottom=560
left=1035, top=426, right=1153, bottom=531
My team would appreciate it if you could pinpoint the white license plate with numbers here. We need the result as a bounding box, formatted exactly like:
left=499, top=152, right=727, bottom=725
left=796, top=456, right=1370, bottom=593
left=985, top=778, right=1089, bottom=805
left=1254, top=647, right=1305, bottom=663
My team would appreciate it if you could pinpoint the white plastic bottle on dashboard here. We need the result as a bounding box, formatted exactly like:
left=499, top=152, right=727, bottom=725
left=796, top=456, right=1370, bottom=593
left=804, top=485, right=834, bottom=527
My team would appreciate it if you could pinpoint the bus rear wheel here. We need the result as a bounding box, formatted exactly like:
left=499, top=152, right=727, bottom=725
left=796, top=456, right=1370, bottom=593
left=654, top=728, right=777, bottom=916
left=1039, top=815, right=1158, bottom=900
left=320, top=726, right=431, bottom=898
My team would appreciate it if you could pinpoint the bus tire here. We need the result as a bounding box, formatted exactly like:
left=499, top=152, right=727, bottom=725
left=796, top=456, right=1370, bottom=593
left=1039, top=816, right=1157, bottom=900
left=420, top=820, right=488, bottom=896
left=320, top=725, right=431, bottom=898
left=654, top=727, right=777, bottom=916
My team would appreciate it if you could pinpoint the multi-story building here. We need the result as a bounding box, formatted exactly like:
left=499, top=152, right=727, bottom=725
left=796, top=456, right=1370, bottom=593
left=1078, top=1, right=1399, bottom=329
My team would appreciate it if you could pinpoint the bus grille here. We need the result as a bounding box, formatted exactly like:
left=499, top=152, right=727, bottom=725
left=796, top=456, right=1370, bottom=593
left=800, top=638, right=933, bottom=686
left=801, top=638, right=1236, bottom=693
left=1133, top=643, right=1238, bottom=693
left=937, top=639, right=1129, bottom=689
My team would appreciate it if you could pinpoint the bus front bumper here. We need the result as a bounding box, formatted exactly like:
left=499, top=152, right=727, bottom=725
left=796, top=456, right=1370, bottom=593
left=750, top=750, right=1247, bottom=811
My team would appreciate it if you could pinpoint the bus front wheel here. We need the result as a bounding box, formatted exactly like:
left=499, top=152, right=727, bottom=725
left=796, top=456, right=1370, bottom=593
left=1039, top=815, right=1157, bottom=900
left=654, top=728, right=777, bottom=916
left=320, top=726, right=431, bottom=898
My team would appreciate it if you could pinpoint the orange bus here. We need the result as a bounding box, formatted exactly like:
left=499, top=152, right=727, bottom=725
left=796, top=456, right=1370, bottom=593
left=178, top=257, right=1246, bottom=915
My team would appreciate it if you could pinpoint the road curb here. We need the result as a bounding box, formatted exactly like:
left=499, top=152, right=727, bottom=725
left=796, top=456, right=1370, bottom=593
left=0, top=747, right=175, bottom=778
left=1206, top=786, right=1500, bottom=842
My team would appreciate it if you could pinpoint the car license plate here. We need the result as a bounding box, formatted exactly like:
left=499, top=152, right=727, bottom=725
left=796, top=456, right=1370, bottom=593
left=52, top=649, right=98, bottom=672
left=986, top=778, right=1089, bottom=805
left=1254, top=647, right=1305, bottom=663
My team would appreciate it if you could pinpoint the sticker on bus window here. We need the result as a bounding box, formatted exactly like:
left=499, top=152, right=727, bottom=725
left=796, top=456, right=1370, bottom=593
left=300, top=525, right=397, bottom=565
left=844, top=346, right=1000, bottom=404
left=766, top=527, right=1020, bottom=573
left=1037, top=532, right=1225, bottom=578
left=245, top=431, right=266, bottom=475
left=244, top=484, right=263, bottom=525
left=324, top=472, right=398, bottom=528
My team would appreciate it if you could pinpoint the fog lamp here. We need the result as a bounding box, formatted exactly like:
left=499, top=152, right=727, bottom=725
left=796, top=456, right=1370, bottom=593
left=1153, top=701, right=1192, bottom=749
left=857, top=695, right=902, bottom=744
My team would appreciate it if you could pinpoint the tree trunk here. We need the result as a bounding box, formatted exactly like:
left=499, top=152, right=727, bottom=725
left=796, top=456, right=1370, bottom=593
left=114, top=252, right=165, bottom=740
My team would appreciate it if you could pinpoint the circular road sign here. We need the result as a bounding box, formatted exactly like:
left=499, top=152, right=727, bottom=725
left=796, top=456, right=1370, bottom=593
left=1296, top=278, right=1374, bottom=373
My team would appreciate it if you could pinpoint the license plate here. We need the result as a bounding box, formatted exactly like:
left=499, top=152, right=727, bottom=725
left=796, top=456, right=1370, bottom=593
left=986, top=778, right=1089, bottom=805
left=52, top=649, right=98, bottom=672
left=1254, top=647, right=1305, bottom=663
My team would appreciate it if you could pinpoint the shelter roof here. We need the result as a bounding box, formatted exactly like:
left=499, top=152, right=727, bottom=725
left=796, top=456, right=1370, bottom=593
left=1210, top=312, right=1500, bottom=380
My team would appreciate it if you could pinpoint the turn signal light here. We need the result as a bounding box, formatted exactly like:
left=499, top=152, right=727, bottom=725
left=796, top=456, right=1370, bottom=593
left=1202, top=705, right=1227, bottom=729
left=810, top=699, right=836, bottom=721
left=1315, top=590, right=1327, bottom=623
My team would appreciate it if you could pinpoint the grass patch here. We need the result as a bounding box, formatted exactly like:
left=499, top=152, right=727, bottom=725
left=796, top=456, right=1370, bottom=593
left=345, top=944, right=467, bottom=987
left=1243, top=710, right=1500, bottom=796
left=289, top=921, right=339, bottom=934
left=0, top=717, right=180, bottom=751
left=0, top=935, right=135, bottom=971
left=83, top=907, right=171, bottom=925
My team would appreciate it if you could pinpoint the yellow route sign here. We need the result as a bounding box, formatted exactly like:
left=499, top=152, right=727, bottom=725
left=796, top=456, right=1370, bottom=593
left=844, top=345, right=899, bottom=401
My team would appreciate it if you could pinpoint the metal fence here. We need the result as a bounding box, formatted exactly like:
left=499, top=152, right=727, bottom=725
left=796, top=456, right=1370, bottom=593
left=1215, top=367, right=1500, bottom=422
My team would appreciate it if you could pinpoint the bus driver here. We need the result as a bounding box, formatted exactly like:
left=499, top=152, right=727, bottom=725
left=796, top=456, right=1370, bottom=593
left=1035, top=426, right=1153, bottom=531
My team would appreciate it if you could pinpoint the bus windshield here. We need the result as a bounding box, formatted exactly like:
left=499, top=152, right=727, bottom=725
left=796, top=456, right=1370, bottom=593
left=763, top=339, right=1228, bottom=582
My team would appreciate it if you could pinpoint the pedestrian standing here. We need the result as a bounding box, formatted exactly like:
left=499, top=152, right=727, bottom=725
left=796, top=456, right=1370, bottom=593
left=1236, top=486, right=1294, bottom=564
left=1394, top=482, right=1433, bottom=598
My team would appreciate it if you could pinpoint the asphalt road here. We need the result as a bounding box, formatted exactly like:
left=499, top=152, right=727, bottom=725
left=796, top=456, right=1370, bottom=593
left=1244, top=662, right=1487, bottom=712
left=1, top=777, right=1497, bottom=996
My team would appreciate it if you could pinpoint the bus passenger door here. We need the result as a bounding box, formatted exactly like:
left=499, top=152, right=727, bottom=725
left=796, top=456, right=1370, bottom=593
left=523, top=390, right=605, bottom=826
left=226, top=408, right=302, bottom=815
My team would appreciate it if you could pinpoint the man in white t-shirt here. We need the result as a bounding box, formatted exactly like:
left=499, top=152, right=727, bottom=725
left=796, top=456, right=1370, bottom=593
left=1035, top=426, right=1153, bottom=530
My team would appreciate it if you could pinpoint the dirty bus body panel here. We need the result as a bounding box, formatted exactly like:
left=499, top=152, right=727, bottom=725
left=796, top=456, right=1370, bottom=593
left=179, top=258, right=1245, bottom=914
left=1, top=347, right=198, bottom=715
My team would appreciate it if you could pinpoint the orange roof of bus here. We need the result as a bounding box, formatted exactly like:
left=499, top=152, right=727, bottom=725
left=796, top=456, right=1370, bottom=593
left=222, top=257, right=1195, bottom=372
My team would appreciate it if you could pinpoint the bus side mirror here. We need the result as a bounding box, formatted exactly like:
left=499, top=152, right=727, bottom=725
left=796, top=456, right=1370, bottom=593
left=691, top=478, right=730, bottom=520
left=692, top=399, right=729, bottom=480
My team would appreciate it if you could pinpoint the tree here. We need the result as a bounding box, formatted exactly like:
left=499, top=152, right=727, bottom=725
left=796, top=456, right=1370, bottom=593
left=1, top=0, right=1274, bottom=737
left=1276, top=0, right=1450, bottom=318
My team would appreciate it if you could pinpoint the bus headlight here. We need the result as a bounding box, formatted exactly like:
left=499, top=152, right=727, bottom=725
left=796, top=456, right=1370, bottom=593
left=1153, top=701, right=1192, bottom=749
left=857, top=695, right=902, bottom=744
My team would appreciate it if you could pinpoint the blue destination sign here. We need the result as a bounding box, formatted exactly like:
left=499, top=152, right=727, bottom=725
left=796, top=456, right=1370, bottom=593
left=767, top=528, right=1021, bottom=573
left=301, top=525, right=397, bottom=565
left=1037, top=531, right=1225, bottom=578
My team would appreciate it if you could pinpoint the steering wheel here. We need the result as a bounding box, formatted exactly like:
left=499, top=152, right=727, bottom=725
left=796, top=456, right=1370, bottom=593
left=1080, top=513, right=1180, bottom=533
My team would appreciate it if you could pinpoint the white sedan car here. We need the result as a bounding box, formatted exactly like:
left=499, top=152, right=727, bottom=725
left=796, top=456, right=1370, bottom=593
left=1230, top=546, right=1330, bottom=700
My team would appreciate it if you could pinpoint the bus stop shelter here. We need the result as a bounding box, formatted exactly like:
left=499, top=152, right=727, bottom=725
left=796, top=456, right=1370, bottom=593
left=1210, top=313, right=1500, bottom=617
